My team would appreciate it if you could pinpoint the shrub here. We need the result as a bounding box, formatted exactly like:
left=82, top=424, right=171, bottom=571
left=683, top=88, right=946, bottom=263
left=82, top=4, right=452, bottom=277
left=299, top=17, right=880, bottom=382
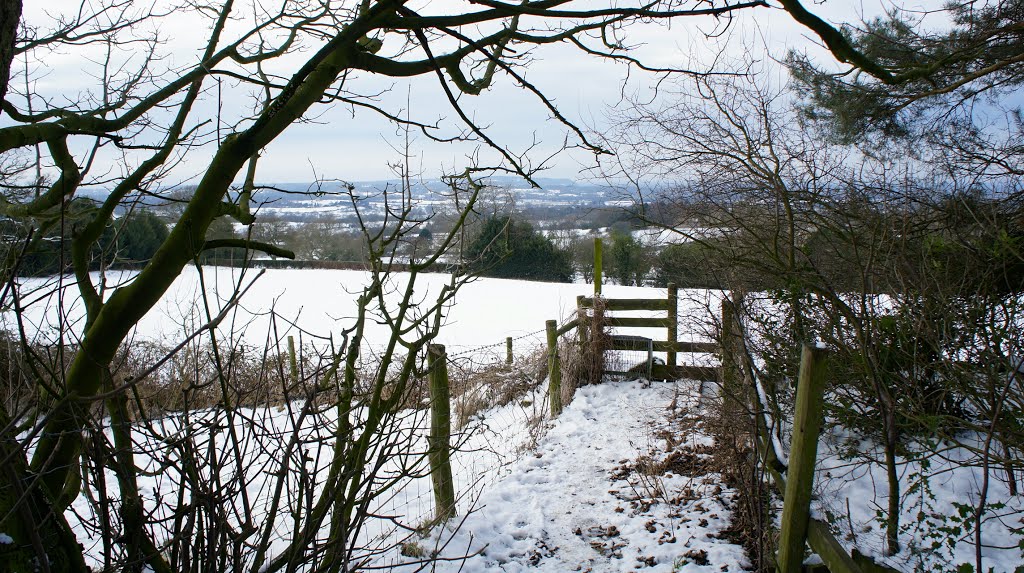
left=466, top=216, right=573, bottom=282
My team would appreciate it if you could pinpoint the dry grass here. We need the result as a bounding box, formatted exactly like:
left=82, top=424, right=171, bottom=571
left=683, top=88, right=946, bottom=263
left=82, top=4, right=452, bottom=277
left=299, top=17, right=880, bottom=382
left=562, top=296, right=611, bottom=403
left=0, top=334, right=342, bottom=422
left=0, top=332, right=64, bottom=418
left=112, top=341, right=335, bottom=419
left=448, top=346, right=548, bottom=429
left=703, top=380, right=775, bottom=573
left=2, top=327, right=567, bottom=439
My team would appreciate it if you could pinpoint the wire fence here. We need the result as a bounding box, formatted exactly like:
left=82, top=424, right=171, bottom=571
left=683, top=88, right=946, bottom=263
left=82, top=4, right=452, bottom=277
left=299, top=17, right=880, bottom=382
left=52, top=299, right=715, bottom=569
left=354, top=334, right=554, bottom=568
left=444, top=327, right=547, bottom=360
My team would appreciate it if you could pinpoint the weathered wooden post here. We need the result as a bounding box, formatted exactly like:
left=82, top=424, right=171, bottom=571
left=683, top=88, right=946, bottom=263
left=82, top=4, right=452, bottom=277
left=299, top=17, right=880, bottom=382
left=667, top=283, right=678, bottom=368
left=426, top=344, right=456, bottom=521
left=593, top=237, right=603, bottom=296
left=505, top=337, right=513, bottom=365
left=720, top=298, right=736, bottom=392
left=777, top=345, right=829, bottom=573
left=576, top=295, right=588, bottom=348
left=287, top=335, right=299, bottom=383
left=545, top=319, right=563, bottom=416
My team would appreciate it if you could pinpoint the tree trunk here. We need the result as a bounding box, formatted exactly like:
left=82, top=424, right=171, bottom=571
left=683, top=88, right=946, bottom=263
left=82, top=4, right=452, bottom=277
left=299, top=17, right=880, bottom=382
left=0, top=0, right=21, bottom=109
left=0, top=403, right=89, bottom=572
left=883, top=413, right=901, bottom=556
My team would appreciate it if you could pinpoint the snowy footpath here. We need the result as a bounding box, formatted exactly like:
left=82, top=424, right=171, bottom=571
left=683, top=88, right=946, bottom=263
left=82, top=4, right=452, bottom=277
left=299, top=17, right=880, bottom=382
left=412, top=380, right=749, bottom=572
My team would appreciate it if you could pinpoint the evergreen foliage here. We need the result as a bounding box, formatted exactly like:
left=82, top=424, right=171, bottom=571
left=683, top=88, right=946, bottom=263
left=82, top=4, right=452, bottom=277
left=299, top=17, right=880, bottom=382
left=114, top=209, right=170, bottom=264
left=607, top=230, right=649, bottom=286
left=786, top=0, right=1024, bottom=174
left=466, top=216, right=572, bottom=282
left=4, top=206, right=173, bottom=275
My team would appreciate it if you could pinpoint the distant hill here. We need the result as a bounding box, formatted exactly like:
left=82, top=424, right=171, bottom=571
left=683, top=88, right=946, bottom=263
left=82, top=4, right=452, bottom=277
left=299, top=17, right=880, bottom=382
left=77, top=177, right=645, bottom=224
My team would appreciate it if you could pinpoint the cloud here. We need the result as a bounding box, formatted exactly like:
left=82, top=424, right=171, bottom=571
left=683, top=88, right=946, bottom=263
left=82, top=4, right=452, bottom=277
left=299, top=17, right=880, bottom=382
left=16, top=0, right=895, bottom=185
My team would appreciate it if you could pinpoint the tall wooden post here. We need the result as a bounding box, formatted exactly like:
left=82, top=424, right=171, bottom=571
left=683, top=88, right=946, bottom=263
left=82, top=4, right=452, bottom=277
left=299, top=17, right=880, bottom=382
left=505, top=337, right=513, bottom=365
left=545, top=319, right=563, bottom=416
left=667, top=283, right=678, bottom=368
left=777, top=345, right=829, bottom=573
left=287, top=335, right=299, bottom=383
left=720, top=298, right=736, bottom=393
left=427, top=344, right=456, bottom=521
left=593, top=237, right=603, bottom=296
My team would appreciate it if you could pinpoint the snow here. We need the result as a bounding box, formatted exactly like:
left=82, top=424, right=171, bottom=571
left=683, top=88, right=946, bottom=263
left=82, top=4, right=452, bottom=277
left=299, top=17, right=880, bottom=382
left=3, top=268, right=719, bottom=365
left=814, top=432, right=1024, bottom=572
left=633, top=227, right=722, bottom=248
left=411, top=380, right=749, bottom=572
left=0, top=532, right=13, bottom=544
left=60, top=388, right=546, bottom=570
left=6, top=268, right=1022, bottom=570
left=60, top=374, right=750, bottom=572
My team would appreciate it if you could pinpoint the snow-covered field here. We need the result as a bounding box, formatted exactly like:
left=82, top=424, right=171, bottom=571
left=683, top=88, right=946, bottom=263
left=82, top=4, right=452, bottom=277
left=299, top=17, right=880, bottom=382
left=5, top=267, right=1023, bottom=571
left=4, top=267, right=719, bottom=363
left=5, top=267, right=729, bottom=570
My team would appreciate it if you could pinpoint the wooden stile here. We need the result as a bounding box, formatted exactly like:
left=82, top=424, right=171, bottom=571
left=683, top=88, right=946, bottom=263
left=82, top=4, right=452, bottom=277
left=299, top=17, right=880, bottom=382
left=605, top=316, right=671, bottom=328
left=608, top=339, right=715, bottom=353
left=579, top=297, right=669, bottom=311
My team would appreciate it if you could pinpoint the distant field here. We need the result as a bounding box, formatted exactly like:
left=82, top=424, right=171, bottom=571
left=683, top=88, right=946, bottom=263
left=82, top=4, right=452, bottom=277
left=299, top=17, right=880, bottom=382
left=5, top=267, right=719, bottom=358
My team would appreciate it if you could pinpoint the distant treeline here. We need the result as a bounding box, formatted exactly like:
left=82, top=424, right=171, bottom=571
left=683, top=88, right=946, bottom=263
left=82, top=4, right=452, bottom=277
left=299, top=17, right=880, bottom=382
left=196, top=258, right=412, bottom=272
left=3, top=199, right=169, bottom=276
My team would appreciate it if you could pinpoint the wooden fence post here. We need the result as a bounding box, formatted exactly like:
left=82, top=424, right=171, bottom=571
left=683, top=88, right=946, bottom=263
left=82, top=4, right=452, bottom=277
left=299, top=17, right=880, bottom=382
left=287, top=335, right=299, bottom=383
left=546, top=319, right=563, bottom=416
left=594, top=237, right=603, bottom=296
left=576, top=295, right=588, bottom=348
left=667, top=283, right=678, bottom=368
left=427, top=344, right=456, bottom=521
left=777, top=345, right=829, bottom=573
left=720, top=298, right=736, bottom=392
left=506, top=337, right=513, bottom=365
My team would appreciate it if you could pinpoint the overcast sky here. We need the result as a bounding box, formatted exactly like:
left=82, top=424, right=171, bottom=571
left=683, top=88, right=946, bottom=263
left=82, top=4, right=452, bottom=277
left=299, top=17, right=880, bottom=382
left=14, top=1, right=903, bottom=186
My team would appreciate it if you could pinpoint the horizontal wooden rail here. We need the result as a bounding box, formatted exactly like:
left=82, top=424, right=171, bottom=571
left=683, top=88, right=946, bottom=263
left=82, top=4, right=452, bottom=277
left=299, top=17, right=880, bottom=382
left=609, top=338, right=716, bottom=353
left=651, top=364, right=719, bottom=382
left=556, top=318, right=579, bottom=337
left=808, top=521, right=865, bottom=572
left=605, top=316, right=671, bottom=328
left=656, top=340, right=718, bottom=353
left=579, top=297, right=669, bottom=311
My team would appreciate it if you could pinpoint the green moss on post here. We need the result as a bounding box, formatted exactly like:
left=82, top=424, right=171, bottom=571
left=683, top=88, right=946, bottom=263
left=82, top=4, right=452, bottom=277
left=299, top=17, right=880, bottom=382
left=777, top=345, right=829, bottom=573
left=427, top=344, right=456, bottom=521
left=506, top=336, right=513, bottom=365
left=667, top=283, right=678, bottom=368
left=288, top=335, right=298, bottom=383
left=593, top=237, right=603, bottom=296
left=545, top=319, right=563, bottom=416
